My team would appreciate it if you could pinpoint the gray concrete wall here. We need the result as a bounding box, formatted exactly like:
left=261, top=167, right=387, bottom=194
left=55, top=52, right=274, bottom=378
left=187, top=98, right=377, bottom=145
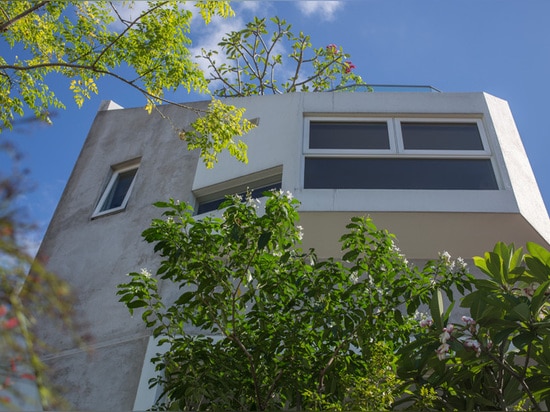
left=38, top=101, right=204, bottom=409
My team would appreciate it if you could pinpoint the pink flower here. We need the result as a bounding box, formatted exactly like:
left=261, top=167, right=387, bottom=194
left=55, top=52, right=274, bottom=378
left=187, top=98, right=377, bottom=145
left=461, top=316, right=476, bottom=325
left=344, top=61, right=356, bottom=73
left=464, top=340, right=481, bottom=357
left=2, top=317, right=18, bottom=330
left=20, top=373, right=36, bottom=381
left=326, top=44, right=338, bottom=54
left=0, top=305, right=7, bottom=317
left=419, top=318, right=433, bottom=328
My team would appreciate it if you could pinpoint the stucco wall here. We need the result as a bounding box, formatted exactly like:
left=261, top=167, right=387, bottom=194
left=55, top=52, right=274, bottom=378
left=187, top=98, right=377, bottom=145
left=37, top=102, right=204, bottom=409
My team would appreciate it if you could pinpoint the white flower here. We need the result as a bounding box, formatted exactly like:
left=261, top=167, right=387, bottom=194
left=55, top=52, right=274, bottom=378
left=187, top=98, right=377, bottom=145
left=140, top=268, right=152, bottom=278
left=435, top=343, right=450, bottom=360
left=350, top=272, right=358, bottom=284
left=456, top=257, right=467, bottom=269
left=296, top=225, right=303, bottom=240
left=285, top=190, right=294, bottom=200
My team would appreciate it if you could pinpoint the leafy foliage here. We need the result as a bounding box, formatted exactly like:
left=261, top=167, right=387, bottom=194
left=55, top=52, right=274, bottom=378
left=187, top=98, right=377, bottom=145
left=0, top=1, right=252, bottom=168
left=0, top=143, right=78, bottom=409
left=200, top=16, right=364, bottom=96
left=118, top=191, right=470, bottom=410
left=398, top=242, right=550, bottom=411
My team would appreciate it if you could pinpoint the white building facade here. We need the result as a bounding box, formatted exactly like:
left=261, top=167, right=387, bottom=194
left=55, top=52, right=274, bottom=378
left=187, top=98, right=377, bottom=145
left=37, top=92, right=550, bottom=409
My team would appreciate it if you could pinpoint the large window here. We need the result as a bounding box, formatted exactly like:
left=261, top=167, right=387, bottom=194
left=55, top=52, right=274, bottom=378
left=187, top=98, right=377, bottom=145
left=92, top=160, right=140, bottom=218
left=304, top=118, right=498, bottom=190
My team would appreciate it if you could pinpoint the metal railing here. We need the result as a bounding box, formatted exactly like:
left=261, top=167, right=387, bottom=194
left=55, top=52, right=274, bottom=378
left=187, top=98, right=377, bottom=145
left=332, top=84, right=441, bottom=93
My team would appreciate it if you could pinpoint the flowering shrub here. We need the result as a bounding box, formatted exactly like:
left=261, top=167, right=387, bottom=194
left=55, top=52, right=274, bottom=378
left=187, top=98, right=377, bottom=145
left=118, top=191, right=469, bottom=410
left=397, top=242, right=550, bottom=411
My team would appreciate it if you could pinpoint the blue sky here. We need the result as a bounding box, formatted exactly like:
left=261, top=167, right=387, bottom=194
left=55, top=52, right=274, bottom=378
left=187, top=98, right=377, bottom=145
left=3, top=0, right=550, bottom=252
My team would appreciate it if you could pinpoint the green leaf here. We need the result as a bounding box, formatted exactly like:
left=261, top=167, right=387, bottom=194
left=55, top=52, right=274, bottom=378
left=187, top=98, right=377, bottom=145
left=512, top=331, right=536, bottom=350
left=127, top=300, right=148, bottom=309
left=531, top=280, right=550, bottom=317
left=429, top=289, right=444, bottom=331
left=506, top=302, right=531, bottom=322
left=257, top=231, right=272, bottom=250
left=527, top=242, right=550, bottom=266
left=525, top=256, right=550, bottom=283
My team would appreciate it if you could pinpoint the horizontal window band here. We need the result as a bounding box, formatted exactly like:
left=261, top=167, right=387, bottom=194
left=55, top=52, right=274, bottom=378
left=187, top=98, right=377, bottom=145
left=304, top=157, right=498, bottom=190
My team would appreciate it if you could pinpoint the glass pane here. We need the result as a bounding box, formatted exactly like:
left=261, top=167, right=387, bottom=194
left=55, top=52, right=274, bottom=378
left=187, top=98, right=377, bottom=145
left=101, top=169, right=137, bottom=211
left=401, top=122, right=484, bottom=150
left=304, top=158, right=497, bottom=190
left=310, top=122, right=390, bottom=150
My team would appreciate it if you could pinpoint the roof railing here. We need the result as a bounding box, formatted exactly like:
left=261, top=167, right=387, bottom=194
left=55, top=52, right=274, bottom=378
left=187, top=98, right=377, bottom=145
left=332, top=84, right=441, bottom=93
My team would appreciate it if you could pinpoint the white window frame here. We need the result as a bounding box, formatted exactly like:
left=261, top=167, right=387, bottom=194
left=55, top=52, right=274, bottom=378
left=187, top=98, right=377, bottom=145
left=304, top=117, right=396, bottom=155
left=394, top=118, right=491, bottom=156
left=92, top=160, right=140, bottom=218
left=305, top=117, right=491, bottom=157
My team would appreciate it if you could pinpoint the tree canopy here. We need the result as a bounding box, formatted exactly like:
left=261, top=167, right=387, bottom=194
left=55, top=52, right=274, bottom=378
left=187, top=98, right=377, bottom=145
left=117, top=192, right=470, bottom=410
left=0, top=0, right=252, bottom=168
left=1, top=3, right=364, bottom=168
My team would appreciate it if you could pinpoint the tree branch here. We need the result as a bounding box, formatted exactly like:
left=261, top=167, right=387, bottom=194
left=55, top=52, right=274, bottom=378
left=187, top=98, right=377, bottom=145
left=0, top=1, right=49, bottom=33
left=0, top=61, right=208, bottom=115
left=485, top=350, right=541, bottom=410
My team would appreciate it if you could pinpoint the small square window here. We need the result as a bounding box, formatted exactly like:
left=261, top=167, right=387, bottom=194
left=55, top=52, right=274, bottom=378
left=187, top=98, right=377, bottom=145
left=92, top=162, right=139, bottom=218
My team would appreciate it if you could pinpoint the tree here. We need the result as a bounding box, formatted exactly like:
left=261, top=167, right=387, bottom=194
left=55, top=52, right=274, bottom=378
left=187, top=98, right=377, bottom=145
left=117, top=191, right=470, bottom=410
left=200, top=16, right=364, bottom=97
left=0, top=142, right=78, bottom=410
left=0, top=0, right=253, bottom=168
left=397, top=242, right=550, bottom=411
left=1, top=4, right=365, bottom=168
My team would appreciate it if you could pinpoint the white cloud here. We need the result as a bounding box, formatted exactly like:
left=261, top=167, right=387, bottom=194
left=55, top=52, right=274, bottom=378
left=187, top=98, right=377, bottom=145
left=232, top=1, right=265, bottom=14
left=189, top=15, right=247, bottom=75
left=295, top=1, right=344, bottom=21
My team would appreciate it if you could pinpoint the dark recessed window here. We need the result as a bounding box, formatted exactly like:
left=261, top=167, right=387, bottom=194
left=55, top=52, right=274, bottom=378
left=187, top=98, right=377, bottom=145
left=100, top=169, right=138, bottom=211
left=93, top=163, right=139, bottom=217
left=401, top=122, right=484, bottom=150
left=197, top=182, right=282, bottom=214
left=309, top=121, right=390, bottom=150
left=304, top=158, right=497, bottom=190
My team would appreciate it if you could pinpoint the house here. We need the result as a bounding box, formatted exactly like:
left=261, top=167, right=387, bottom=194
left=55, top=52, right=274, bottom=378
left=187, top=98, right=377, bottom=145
left=36, top=91, right=550, bottom=410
